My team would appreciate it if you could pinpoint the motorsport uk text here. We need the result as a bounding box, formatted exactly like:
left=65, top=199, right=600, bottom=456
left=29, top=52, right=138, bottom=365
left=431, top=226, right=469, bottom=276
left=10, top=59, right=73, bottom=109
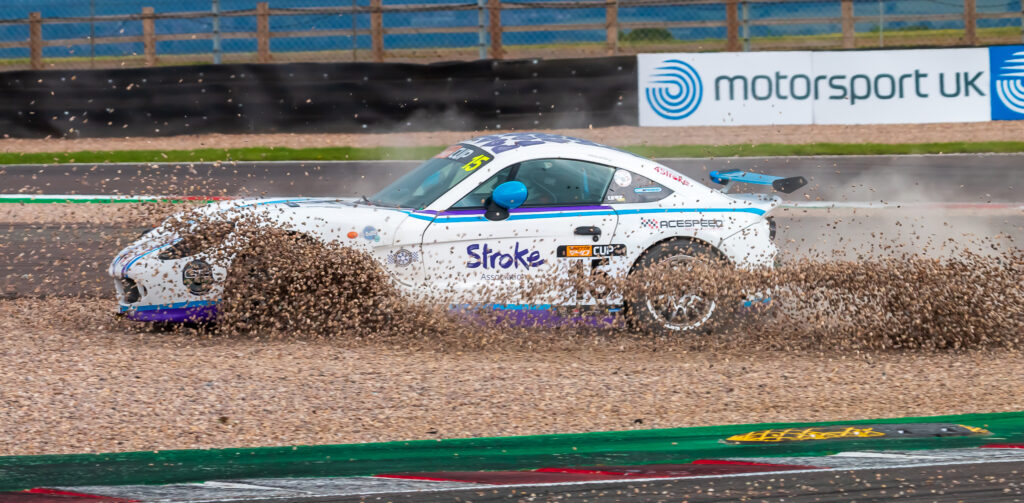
left=714, top=71, right=985, bottom=104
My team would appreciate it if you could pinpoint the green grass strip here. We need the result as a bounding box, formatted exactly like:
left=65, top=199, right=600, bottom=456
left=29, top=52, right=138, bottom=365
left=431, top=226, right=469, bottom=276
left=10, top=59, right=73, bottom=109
left=2, top=141, right=1024, bottom=165
left=0, top=196, right=225, bottom=204
left=1, top=410, right=1022, bottom=491
left=0, top=146, right=443, bottom=165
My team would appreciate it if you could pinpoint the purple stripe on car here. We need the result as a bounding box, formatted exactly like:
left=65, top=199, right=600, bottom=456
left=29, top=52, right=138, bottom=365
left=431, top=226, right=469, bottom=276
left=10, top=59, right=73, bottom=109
left=437, top=205, right=612, bottom=216
left=511, top=205, right=612, bottom=213
left=122, top=304, right=218, bottom=323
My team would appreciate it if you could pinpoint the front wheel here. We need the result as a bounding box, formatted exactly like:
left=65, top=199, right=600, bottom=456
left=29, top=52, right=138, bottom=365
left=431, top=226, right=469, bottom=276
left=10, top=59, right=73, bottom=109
left=626, top=240, right=726, bottom=334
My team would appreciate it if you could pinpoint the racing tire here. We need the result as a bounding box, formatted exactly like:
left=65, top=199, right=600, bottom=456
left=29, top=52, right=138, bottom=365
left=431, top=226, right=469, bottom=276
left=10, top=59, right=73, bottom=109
left=626, top=240, right=727, bottom=335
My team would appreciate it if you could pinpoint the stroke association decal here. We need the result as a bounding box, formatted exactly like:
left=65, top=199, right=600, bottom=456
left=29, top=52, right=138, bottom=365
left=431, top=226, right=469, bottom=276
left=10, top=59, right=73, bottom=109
left=467, top=243, right=545, bottom=269
left=645, top=59, right=703, bottom=120
left=990, top=45, right=1024, bottom=119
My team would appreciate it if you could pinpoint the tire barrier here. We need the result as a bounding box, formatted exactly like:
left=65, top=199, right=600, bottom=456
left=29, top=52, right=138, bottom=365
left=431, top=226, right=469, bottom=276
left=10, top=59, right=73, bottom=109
left=0, top=57, right=637, bottom=139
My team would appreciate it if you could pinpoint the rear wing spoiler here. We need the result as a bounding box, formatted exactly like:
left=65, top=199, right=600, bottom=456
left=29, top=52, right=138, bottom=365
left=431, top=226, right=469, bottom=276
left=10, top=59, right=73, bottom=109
left=709, top=170, right=807, bottom=194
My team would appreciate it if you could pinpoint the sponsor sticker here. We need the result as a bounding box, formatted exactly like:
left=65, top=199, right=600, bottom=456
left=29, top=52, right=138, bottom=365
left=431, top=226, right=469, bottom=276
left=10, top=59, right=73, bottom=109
left=726, top=426, right=885, bottom=444
left=641, top=217, right=723, bottom=229
left=556, top=244, right=627, bottom=258
left=182, top=259, right=214, bottom=295
left=362, top=225, right=380, bottom=242
left=564, top=245, right=593, bottom=257
left=725, top=423, right=991, bottom=444
left=461, top=154, right=492, bottom=172
left=467, top=243, right=545, bottom=269
left=634, top=186, right=662, bottom=193
left=613, top=169, right=633, bottom=187
left=654, top=166, right=691, bottom=186
left=387, top=248, right=418, bottom=267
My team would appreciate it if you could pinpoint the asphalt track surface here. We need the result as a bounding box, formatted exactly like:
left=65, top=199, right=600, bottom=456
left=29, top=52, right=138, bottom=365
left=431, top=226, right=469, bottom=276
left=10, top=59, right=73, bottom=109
left=2, top=153, right=1024, bottom=201
left=2, top=154, right=1023, bottom=298
left=265, top=461, right=1024, bottom=502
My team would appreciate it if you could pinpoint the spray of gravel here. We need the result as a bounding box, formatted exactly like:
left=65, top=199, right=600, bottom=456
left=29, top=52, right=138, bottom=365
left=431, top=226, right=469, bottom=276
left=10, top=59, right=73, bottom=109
left=4, top=162, right=1019, bottom=352
left=133, top=204, right=1024, bottom=352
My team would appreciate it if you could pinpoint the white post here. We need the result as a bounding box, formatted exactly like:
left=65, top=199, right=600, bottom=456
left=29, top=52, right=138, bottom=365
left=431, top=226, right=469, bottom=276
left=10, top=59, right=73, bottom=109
left=352, top=0, right=358, bottom=60
left=212, top=0, right=222, bottom=64
left=477, top=0, right=486, bottom=59
left=878, top=0, right=884, bottom=47
left=741, top=0, right=750, bottom=51
left=89, top=0, right=96, bottom=68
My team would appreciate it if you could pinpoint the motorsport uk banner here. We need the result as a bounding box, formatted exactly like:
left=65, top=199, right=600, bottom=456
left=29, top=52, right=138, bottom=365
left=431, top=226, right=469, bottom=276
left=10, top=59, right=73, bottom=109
left=637, top=45, right=1024, bottom=126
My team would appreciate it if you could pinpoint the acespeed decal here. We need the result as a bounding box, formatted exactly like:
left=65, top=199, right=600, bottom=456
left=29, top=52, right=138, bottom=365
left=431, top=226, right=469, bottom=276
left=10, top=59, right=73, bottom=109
left=556, top=244, right=627, bottom=258
left=641, top=217, right=725, bottom=229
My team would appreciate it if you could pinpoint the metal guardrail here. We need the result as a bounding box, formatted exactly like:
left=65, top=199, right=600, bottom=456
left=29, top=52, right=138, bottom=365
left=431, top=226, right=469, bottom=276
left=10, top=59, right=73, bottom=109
left=2, top=0, right=1022, bottom=70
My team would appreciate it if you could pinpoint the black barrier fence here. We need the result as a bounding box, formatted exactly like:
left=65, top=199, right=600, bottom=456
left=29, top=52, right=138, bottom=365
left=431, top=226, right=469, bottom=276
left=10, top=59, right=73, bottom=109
left=0, top=57, right=637, bottom=138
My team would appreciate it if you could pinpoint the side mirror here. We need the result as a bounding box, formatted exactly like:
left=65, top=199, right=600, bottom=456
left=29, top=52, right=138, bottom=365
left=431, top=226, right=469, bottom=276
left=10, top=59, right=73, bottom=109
left=485, top=181, right=527, bottom=221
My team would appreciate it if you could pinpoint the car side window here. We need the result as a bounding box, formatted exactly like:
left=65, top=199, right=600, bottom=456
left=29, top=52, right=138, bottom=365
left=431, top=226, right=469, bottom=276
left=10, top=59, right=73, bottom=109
left=451, top=166, right=514, bottom=209
left=514, top=159, right=616, bottom=207
left=604, top=169, right=672, bottom=204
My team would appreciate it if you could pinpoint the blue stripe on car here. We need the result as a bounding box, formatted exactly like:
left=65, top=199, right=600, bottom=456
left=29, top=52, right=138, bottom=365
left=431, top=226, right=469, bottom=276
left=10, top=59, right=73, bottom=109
left=410, top=206, right=765, bottom=223
left=122, top=242, right=173, bottom=276
left=120, top=300, right=219, bottom=312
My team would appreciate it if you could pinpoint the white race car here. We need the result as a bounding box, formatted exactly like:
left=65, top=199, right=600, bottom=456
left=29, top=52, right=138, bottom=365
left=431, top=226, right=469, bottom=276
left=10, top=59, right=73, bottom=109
left=110, top=133, right=805, bottom=331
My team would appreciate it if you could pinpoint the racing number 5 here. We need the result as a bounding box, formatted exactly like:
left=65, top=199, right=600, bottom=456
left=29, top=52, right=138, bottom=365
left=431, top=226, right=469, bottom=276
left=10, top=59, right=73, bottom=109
left=462, top=155, right=491, bottom=172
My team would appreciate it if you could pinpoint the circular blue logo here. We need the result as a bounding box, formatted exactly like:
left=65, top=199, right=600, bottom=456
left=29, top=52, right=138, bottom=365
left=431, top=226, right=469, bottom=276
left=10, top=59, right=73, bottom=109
left=994, top=49, right=1024, bottom=117
left=645, top=59, right=703, bottom=120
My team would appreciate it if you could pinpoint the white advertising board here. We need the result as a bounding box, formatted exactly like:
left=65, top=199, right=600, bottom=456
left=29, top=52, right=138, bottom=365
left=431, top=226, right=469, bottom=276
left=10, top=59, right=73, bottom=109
left=638, top=48, right=992, bottom=126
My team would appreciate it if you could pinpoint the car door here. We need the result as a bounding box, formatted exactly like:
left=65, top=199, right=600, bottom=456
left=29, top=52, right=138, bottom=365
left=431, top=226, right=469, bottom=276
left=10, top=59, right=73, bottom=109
left=420, top=158, right=620, bottom=306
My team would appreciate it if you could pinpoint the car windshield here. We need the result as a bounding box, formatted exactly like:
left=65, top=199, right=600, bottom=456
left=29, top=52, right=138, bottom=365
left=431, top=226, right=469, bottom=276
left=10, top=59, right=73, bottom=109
left=368, top=144, right=494, bottom=209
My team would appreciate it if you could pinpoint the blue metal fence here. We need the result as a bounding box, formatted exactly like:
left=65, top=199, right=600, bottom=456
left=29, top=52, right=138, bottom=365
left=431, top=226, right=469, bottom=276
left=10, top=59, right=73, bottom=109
left=0, top=0, right=1020, bottom=70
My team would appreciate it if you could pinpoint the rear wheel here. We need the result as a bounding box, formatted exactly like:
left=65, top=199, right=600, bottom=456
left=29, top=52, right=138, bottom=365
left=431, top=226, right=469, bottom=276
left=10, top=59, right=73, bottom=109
left=626, top=240, right=725, bottom=334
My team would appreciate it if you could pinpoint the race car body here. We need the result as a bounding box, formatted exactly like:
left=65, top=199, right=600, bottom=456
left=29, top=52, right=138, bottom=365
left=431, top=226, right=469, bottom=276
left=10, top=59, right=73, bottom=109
left=110, top=133, right=805, bottom=330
